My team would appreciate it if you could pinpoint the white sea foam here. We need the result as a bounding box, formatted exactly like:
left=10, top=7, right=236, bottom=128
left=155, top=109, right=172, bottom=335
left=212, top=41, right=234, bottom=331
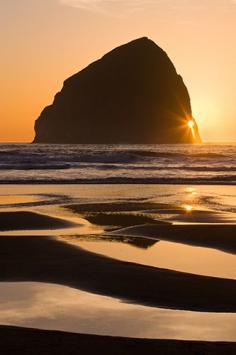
left=0, top=143, right=235, bottom=184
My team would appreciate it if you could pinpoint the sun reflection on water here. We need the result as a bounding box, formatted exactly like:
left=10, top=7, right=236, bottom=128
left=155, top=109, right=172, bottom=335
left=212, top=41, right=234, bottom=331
left=184, top=204, right=194, bottom=212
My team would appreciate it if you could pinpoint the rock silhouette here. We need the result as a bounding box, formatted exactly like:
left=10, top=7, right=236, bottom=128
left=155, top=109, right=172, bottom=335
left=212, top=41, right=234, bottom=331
left=33, top=37, right=201, bottom=144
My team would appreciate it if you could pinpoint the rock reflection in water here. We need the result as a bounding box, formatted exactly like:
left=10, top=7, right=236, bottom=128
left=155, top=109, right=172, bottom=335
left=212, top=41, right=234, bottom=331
left=70, top=238, right=236, bottom=280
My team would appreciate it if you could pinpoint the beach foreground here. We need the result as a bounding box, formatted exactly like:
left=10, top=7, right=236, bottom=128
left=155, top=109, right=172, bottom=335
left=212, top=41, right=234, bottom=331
left=1, top=326, right=236, bottom=355
left=1, top=235, right=236, bottom=312
left=0, top=184, right=236, bottom=353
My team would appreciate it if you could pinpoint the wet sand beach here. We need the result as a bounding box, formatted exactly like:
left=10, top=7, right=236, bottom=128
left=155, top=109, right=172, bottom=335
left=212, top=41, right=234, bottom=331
left=1, top=234, right=236, bottom=312
left=1, top=326, right=236, bottom=355
left=0, top=184, right=236, bottom=353
left=0, top=211, right=75, bottom=231
left=108, top=224, right=236, bottom=254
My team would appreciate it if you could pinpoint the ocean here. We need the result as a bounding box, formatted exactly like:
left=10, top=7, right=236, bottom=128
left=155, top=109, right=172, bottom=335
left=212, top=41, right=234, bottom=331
left=0, top=143, right=235, bottom=184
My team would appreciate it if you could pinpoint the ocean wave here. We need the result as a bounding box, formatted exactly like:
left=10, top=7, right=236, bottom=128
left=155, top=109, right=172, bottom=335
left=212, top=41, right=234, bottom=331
left=0, top=143, right=235, bottom=184
left=0, top=176, right=235, bottom=185
left=0, top=163, right=235, bottom=173
left=0, top=164, right=72, bottom=170
left=130, top=150, right=228, bottom=159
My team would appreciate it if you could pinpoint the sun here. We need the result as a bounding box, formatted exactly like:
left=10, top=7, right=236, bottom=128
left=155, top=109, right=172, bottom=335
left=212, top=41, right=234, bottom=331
left=188, top=120, right=195, bottom=129
left=187, top=119, right=196, bottom=139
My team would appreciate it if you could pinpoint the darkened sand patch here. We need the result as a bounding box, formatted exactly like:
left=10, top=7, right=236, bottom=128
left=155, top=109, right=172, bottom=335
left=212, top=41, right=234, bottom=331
left=1, top=326, right=236, bottom=355
left=66, top=201, right=175, bottom=213
left=165, top=209, right=235, bottom=223
left=1, top=236, right=236, bottom=312
left=0, top=211, right=76, bottom=231
left=108, top=224, right=236, bottom=255
left=62, top=234, right=158, bottom=249
left=65, top=201, right=235, bottom=224
left=82, top=213, right=168, bottom=229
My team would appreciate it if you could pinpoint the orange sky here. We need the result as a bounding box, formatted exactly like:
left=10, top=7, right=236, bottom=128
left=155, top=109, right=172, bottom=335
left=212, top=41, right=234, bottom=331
left=1, top=0, right=236, bottom=142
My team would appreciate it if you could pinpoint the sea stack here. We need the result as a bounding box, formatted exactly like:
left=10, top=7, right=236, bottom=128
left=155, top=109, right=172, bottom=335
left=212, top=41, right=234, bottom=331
left=33, top=37, right=201, bottom=144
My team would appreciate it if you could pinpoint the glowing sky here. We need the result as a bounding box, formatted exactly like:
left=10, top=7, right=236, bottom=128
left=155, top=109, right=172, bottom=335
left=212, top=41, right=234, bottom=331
left=1, top=0, right=236, bottom=142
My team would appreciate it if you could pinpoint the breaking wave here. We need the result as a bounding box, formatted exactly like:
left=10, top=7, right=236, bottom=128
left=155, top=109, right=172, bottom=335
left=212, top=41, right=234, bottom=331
left=0, top=143, right=235, bottom=184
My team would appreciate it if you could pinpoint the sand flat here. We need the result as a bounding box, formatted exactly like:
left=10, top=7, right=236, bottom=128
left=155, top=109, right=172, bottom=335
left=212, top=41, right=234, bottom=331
left=108, top=224, right=236, bottom=254
left=0, top=184, right=236, bottom=352
left=1, top=235, right=236, bottom=312
left=72, top=239, right=236, bottom=279
left=1, top=282, right=236, bottom=341
left=1, top=326, right=236, bottom=355
left=0, top=211, right=77, bottom=231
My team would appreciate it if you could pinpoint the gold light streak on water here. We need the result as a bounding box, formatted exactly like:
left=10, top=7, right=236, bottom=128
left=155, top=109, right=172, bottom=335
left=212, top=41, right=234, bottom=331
left=184, top=204, right=194, bottom=212
left=186, top=187, right=197, bottom=196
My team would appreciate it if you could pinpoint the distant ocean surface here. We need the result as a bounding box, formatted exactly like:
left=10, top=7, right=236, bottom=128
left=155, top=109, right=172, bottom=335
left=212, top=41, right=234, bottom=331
left=0, top=143, right=235, bottom=184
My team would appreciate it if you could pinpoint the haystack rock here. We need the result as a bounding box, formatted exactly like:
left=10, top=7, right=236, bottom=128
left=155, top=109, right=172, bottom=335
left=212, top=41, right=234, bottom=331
left=33, top=37, right=201, bottom=144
